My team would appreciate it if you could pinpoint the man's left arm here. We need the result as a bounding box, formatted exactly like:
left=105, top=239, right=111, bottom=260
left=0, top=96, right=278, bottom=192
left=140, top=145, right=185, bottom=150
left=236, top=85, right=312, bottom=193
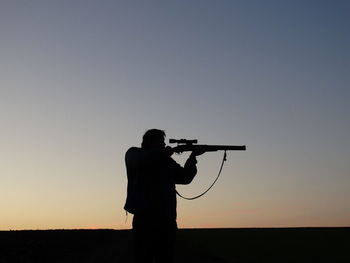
left=171, top=153, right=198, bottom=185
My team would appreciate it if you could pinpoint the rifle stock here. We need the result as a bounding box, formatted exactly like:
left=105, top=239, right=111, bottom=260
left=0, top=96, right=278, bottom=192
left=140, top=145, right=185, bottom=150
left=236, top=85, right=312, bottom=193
left=172, top=144, right=246, bottom=153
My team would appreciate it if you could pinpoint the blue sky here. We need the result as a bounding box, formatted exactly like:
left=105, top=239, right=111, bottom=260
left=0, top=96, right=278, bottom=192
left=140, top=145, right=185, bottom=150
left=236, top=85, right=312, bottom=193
left=1, top=0, right=349, bottom=229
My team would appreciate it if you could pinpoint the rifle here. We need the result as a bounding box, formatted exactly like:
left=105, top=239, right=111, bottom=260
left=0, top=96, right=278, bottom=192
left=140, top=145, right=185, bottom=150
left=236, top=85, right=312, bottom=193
left=169, top=139, right=246, bottom=153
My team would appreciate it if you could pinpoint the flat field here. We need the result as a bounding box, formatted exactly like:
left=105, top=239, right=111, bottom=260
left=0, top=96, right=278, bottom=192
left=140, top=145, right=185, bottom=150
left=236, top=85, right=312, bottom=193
left=0, top=228, right=348, bottom=263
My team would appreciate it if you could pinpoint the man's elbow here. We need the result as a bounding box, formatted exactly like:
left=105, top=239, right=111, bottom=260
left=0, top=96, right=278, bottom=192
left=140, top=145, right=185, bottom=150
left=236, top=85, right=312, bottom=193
left=182, top=177, right=193, bottom=185
left=178, top=172, right=196, bottom=185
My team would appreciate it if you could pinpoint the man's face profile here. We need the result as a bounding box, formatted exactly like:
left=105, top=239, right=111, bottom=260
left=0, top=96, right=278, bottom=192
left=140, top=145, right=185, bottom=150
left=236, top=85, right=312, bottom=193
left=153, top=137, right=165, bottom=150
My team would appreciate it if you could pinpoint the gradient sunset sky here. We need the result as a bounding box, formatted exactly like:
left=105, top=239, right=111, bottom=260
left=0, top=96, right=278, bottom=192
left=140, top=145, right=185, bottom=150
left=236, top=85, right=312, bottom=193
left=1, top=0, right=349, bottom=230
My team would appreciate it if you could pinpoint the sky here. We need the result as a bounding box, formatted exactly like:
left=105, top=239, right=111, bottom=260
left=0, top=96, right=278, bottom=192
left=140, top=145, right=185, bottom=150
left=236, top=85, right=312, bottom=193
left=1, top=0, right=349, bottom=230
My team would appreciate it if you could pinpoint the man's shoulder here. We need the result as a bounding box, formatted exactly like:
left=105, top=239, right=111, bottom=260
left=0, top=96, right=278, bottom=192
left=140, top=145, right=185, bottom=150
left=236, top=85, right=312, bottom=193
left=126, top=147, right=173, bottom=163
left=126, top=147, right=141, bottom=154
left=125, top=147, right=143, bottom=161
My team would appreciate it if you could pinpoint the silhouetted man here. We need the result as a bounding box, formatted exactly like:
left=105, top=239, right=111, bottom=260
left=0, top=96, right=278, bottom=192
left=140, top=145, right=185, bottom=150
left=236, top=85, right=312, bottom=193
left=124, top=129, right=202, bottom=263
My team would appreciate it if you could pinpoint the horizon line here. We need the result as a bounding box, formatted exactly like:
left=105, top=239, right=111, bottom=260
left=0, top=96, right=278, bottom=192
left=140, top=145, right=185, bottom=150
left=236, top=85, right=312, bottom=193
left=1, top=226, right=349, bottom=232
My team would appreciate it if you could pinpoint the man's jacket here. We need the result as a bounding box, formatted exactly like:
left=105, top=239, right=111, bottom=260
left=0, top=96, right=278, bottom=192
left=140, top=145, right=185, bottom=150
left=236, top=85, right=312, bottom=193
left=124, top=147, right=197, bottom=221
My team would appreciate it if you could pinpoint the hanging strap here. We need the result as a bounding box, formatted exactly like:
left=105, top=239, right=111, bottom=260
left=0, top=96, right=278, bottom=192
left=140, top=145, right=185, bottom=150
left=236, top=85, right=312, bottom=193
left=176, top=151, right=227, bottom=200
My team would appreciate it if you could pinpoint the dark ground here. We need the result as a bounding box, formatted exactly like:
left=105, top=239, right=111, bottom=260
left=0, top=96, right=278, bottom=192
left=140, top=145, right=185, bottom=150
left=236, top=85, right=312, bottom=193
left=0, top=228, right=348, bottom=263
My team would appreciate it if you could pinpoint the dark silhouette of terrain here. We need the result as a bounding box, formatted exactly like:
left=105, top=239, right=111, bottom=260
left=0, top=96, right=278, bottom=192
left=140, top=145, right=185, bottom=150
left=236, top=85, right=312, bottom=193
left=0, top=228, right=348, bottom=263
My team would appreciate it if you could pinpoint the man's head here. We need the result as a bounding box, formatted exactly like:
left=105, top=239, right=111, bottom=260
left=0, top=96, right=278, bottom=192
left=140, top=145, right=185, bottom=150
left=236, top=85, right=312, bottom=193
left=141, top=129, right=166, bottom=149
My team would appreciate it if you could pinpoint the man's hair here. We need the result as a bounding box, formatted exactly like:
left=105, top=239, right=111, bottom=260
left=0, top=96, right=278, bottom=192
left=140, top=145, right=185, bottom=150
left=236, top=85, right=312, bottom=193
left=141, top=129, right=166, bottom=148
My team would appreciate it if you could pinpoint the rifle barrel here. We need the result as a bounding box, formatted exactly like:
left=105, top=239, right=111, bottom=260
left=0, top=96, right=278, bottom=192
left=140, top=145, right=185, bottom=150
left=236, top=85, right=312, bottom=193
left=172, top=144, right=246, bottom=153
